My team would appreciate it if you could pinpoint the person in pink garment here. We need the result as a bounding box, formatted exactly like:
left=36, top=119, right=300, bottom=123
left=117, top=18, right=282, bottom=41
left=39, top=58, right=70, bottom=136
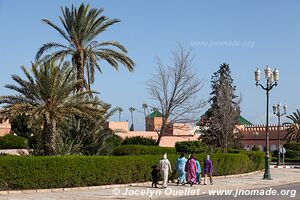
left=185, top=154, right=197, bottom=186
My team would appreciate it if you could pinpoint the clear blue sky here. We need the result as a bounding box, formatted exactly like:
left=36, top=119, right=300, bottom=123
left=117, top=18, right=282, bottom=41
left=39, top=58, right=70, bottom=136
left=0, top=0, right=300, bottom=130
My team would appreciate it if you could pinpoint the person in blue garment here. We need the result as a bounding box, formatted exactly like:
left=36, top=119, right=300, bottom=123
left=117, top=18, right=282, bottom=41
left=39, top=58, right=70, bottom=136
left=176, top=153, right=187, bottom=185
left=195, top=157, right=201, bottom=184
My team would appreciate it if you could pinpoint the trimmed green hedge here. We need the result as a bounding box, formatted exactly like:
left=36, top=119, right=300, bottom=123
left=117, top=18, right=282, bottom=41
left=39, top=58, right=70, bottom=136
left=122, top=136, right=156, bottom=146
left=284, top=143, right=300, bottom=151
left=175, top=141, right=208, bottom=154
left=285, top=150, right=300, bottom=158
left=0, top=134, right=28, bottom=149
left=0, top=152, right=265, bottom=190
left=272, top=157, right=300, bottom=162
left=240, top=151, right=265, bottom=172
left=113, top=145, right=176, bottom=156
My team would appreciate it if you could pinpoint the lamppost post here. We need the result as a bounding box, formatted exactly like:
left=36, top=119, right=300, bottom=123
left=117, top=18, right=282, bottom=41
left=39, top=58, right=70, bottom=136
left=129, top=107, right=136, bottom=131
left=273, top=103, right=287, bottom=166
left=255, top=66, right=279, bottom=180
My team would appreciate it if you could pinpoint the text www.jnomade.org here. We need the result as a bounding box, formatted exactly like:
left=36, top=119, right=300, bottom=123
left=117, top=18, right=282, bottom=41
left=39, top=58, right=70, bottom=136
left=112, top=187, right=296, bottom=198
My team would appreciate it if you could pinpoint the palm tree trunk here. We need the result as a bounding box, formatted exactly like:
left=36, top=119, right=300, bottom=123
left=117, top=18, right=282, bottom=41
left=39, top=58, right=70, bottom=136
left=42, top=117, right=57, bottom=155
left=74, top=51, right=85, bottom=91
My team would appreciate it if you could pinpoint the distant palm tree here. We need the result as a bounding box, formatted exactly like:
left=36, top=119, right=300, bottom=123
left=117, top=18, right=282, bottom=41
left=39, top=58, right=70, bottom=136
left=0, top=61, right=105, bottom=155
left=36, top=3, right=135, bottom=91
left=117, top=107, right=123, bottom=121
left=285, top=109, right=300, bottom=142
left=142, top=103, right=149, bottom=117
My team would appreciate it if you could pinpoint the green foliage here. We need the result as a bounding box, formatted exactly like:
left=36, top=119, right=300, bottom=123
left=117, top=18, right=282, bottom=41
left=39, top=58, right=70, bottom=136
left=36, top=3, right=134, bottom=91
left=57, top=116, right=118, bottom=155
left=284, top=142, right=300, bottom=151
left=97, top=134, right=123, bottom=155
left=0, top=61, right=107, bottom=155
left=272, top=157, right=300, bottom=162
left=227, top=148, right=242, bottom=153
left=0, top=152, right=264, bottom=190
left=285, top=150, right=300, bottom=158
left=113, top=145, right=176, bottom=156
left=10, top=115, right=31, bottom=138
left=203, top=63, right=241, bottom=153
left=252, top=146, right=260, bottom=151
left=0, top=134, right=28, bottom=149
left=175, top=141, right=208, bottom=154
left=122, top=136, right=156, bottom=146
left=240, top=151, right=265, bottom=172
left=285, top=109, right=300, bottom=142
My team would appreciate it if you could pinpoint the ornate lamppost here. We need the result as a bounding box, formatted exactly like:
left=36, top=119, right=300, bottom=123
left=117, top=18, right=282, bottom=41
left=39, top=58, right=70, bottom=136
left=129, top=107, right=136, bottom=131
left=255, top=66, right=279, bottom=180
left=272, top=103, right=287, bottom=166
left=117, top=107, right=123, bottom=122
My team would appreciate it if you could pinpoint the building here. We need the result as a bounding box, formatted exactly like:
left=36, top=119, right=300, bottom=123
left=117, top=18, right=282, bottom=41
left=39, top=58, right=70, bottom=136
left=0, top=111, right=291, bottom=150
left=197, top=113, right=290, bottom=151
left=238, top=124, right=291, bottom=151
left=107, top=110, right=198, bottom=147
left=0, top=120, right=11, bottom=136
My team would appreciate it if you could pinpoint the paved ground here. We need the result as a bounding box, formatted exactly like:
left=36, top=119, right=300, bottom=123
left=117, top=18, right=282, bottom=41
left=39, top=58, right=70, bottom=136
left=0, top=167, right=299, bottom=200
left=172, top=183, right=300, bottom=200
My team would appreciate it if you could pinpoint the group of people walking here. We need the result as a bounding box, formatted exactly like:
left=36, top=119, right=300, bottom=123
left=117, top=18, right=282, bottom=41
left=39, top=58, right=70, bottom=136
left=152, top=153, right=213, bottom=188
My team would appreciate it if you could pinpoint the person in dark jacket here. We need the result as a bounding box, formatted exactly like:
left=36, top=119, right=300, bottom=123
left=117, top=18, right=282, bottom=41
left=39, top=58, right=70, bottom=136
left=151, top=165, right=159, bottom=188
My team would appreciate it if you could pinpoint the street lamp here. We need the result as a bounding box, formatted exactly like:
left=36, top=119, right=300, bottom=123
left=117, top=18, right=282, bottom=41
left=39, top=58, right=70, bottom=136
left=255, top=66, right=279, bottom=180
left=272, top=103, right=287, bottom=166
left=129, top=107, right=136, bottom=131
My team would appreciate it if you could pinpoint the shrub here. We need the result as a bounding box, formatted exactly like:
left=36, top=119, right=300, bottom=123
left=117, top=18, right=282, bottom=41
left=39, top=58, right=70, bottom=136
left=0, top=134, right=28, bottom=149
left=175, top=141, right=208, bottom=154
left=0, top=152, right=263, bottom=190
left=113, top=145, right=176, bottom=156
left=285, top=150, right=300, bottom=158
left=98, top=135, right=123, bottom=155
left=284, top=143, right=300, bottom=151
left=240, top=151, right=265, bottom=172
left=122, top=136, right=156, bottom=146
left=272, top=157, right=300, bottom=162
left=252, top=146, right=260, bottom=151
left=228, top=148, right=242, bottom=153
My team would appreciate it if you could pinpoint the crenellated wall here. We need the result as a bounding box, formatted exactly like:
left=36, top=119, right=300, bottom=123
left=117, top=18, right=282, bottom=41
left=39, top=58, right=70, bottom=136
left=237, top=124, right=292, bottom=151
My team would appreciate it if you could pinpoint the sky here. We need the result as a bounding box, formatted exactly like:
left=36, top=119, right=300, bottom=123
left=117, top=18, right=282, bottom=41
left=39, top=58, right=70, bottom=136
left=0, top=0, right=300, bottom=130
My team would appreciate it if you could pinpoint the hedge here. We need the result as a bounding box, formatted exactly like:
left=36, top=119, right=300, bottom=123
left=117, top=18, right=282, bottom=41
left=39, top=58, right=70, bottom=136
left=175, top=141, right=208, bottom=154
left=284, top=143, right=300, bottom=151
left=285, top=150, right=300, bottom=158
left=272, top=157, right=300, bottom=162
left=240, top=151, right=265, bottom=172
left=113, top=145, right=177, bottom=156
left=122, top=136, right=156, bottom=146
left=0, top=134, right=28, bottom=149
left=0, top=152, right=265, bottom=190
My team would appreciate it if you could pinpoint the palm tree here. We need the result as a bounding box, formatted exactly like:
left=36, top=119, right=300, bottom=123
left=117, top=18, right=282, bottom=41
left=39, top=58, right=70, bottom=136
left=0, top=61, right=106, bottom=155
left=116, top=107, right=123, bottom=122
left=285, top=109, right=300, bottom=142
left=36, top=3, right=135, bottom=91
left=142, top=103, right=149, bottom=117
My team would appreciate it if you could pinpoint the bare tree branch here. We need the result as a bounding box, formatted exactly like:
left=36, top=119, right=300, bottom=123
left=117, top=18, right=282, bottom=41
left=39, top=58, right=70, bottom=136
left=146, top=46, right=206, bottom=145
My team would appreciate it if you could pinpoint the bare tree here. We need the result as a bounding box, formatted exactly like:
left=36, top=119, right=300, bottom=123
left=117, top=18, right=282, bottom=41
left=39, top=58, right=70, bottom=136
left=147, top=46, right=206, bottom=145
